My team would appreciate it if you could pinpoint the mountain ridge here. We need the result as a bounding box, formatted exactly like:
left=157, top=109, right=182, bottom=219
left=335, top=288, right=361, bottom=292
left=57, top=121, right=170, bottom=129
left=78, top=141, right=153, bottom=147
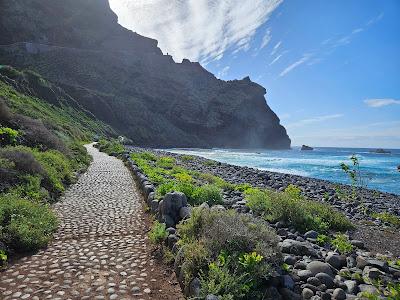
left=0, top=0, right=291, bottom=149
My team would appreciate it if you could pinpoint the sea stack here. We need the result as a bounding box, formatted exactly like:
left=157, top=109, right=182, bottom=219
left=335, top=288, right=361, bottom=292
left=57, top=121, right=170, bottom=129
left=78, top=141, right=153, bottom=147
left=301, top=145, right=314, bottom=151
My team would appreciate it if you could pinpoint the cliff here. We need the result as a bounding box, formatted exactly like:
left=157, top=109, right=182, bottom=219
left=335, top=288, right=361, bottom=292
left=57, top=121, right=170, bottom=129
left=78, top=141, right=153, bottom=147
left=0, top=0, right=291, bottom=149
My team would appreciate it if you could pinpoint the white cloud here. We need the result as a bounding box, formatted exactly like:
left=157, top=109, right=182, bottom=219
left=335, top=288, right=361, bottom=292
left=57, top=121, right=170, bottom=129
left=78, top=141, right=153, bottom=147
left=269, top=54, right=283, bottom=65
left=109, top=0, right=283, bottom=63
left=364, top=98, right=400, bottom=108
left=260, top=28, right=272, bottom=49
left=216, top=66, right=230, bottom=79
left=286, top=114, right=344, bottom=129
left=279, top=54, right=311, bottom=77
left=270, top=41, right=282, bottom=55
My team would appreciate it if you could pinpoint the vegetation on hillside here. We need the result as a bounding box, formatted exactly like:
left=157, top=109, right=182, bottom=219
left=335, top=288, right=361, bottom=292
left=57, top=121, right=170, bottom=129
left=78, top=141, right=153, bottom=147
left=0, top=66, right=113, bottom=265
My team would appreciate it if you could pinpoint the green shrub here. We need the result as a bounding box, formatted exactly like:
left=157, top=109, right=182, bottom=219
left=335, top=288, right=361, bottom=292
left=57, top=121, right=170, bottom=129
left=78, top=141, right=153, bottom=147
left=0, top=193, right=58, bottom=252
left=245, top=189, right=271, bottom=216
left=0, top=250, right=7, bottom=267
left=191, top=184, right=223, bottom=206
left=0, top=127, right=18, bottom=146
left=149, top=221, right=168, bottom=245
left=1, top=146, right=73, bottom=195
left=204, top=160, right=217, bottom=166
left=372, top=212, right=400, bottom=227
left=316, top=234, right=330, bottom=246
left=235, top=183, right=253, bottom=192
left=178, top=208, right=280, bottom=300
left=199, top=173, right=234, bottom=191
left=98, top=139, right=124, bottom=155
left=139, top=151, right=157, bottom=161
left=10, top=175, right=48, bottom=202
left=156, top=181, right=176, bottom=198
left=181, top=155, right=195, bottom=161
left=244, top=185, right=353, bottom=233
left=34, top=148, right=72, bottom=193
left=156, top=156, right=175, bottom=169
left=331, top=234, right=354, bottom=254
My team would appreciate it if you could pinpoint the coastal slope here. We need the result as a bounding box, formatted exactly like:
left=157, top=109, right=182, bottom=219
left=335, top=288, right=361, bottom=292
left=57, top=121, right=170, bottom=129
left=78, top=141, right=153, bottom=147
left=0, top=0, right=290, bottom=149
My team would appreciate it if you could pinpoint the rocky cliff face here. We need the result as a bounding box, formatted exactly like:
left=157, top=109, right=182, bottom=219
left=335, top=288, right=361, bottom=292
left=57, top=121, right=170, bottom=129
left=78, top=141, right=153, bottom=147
left=0, top=0, right=291, bottom=149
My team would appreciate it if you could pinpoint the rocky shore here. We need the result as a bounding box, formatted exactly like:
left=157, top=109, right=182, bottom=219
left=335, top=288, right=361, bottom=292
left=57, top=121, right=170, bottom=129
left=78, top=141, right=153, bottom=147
left=123, top=147, right=400, bottom=300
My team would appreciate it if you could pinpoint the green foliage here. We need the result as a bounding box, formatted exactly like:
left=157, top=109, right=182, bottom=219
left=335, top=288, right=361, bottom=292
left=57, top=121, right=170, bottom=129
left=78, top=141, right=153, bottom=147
left=0, top=250, right=7, bottom=266
left=281, top=263, right=291, bottom=273
left=178, top=208, right=280, bottom=299
left=235, top=183, right=253, bottom=193
left=156, top=181, right=176, bottom=198
left=372, top=212, right=400, bottom=228
left=97, top=139, right=124, bottom=155
left=11, top=175, right=48, bottom=202
left=340, top=154, right=369, bottom=201
left=0, top=127, right=18, bottom=146
left=0, top=157, right=14, bottom=169
left=0, top=193, right=58, bottom=252
left=1, top=145, right=73, bottom=195
left=181, top=155, right=195, bottom=161
left=244, top=185, right=353, bottom=233
left=199, top=173, right=235, bottom=191
left=245, top=189, right=271, bottom=216
left=191, top=184, right=223, bottom=206
left=204, top=160, right=218, bottom=166
left=156, top=156, right=175, bottom=168
left=0, top=70, right=112, bottom=141
left=148, top=221, right=168, bottom=245
left=316, top=234, right=330, bottom=246
left=331, top=234, right=354, bottom=254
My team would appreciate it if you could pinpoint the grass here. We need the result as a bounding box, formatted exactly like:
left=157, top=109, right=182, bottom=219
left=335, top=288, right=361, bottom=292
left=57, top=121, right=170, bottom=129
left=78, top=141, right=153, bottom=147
left=245, top=185, right=353, bottom=233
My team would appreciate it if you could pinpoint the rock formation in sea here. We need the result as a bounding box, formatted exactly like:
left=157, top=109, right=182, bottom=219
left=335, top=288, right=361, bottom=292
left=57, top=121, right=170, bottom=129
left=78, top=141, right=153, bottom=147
left=0, top=0, right=291, bottom=149
left=301, top=145, right=314, bottom=151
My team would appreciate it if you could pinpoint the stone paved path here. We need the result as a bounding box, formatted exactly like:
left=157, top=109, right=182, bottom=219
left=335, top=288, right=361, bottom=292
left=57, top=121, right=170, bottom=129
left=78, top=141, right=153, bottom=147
left=0, top=144, right=182, bottom=300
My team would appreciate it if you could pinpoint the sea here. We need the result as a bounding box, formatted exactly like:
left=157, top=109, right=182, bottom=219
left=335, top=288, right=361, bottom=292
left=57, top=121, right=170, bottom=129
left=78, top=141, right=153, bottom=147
left=168, top=147, right=400, bottom=195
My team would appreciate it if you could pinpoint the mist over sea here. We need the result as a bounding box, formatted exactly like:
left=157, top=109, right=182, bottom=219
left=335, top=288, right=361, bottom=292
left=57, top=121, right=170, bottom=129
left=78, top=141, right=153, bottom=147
left=168, top=147, right=400, bottom=195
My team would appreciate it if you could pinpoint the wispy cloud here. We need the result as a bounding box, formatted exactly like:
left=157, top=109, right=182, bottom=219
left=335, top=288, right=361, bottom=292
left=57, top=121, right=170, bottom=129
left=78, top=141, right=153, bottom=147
left=270, top=41, right=282, bottom=55
left=367, top=12, right=384, bottom=26
left=269, top=53, right=283, bottom=65
left=364, top=98, right=400, bottom=108
left=286, top=114, right=344, bottom=128
left=279, top=53, right=311, bottom=77
left=260, top=28, right=272, bottom=49
left=109, top=0, right=283, bottom=63
left=279, top=12, right=384, bottom=76
left=216, top=66, right=230, bottom=79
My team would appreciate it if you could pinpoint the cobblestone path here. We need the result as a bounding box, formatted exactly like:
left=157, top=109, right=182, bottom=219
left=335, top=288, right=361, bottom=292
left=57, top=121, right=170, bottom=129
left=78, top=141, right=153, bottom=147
left=0, top=144, right=182, bottom=300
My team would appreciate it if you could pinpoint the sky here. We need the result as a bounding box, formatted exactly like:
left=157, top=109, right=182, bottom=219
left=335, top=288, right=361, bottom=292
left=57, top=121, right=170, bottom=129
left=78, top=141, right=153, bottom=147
left=109, top=0, right=400, bottom=148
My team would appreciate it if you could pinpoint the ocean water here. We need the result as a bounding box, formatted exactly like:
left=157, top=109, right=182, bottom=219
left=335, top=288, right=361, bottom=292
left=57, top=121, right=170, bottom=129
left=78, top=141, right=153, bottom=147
left=168, top=147, right=400, bottom=195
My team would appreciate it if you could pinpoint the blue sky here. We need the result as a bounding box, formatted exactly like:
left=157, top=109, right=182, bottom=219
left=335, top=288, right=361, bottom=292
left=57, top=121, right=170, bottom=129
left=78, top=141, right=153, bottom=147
left=110, top=0, right=400, bottom=148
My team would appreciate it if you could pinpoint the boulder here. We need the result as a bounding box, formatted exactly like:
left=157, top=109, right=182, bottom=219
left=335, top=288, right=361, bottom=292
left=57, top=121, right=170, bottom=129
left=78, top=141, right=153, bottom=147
left=315, top=273, right=334, bottom=289
left=304, top=230, right=318, bottom=239
left=307, top=261, right=334, bottom=277
left=332, top=288, right=346, bottom=300
left=325, top=254, right=346, bottom=269
left=159, top=191, right=188, bottom=227
left=344, top=280, right=359, bottom=294
left=280, top=239, right=319, bottom=257
left=302, top=288, right=314, bottom=299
